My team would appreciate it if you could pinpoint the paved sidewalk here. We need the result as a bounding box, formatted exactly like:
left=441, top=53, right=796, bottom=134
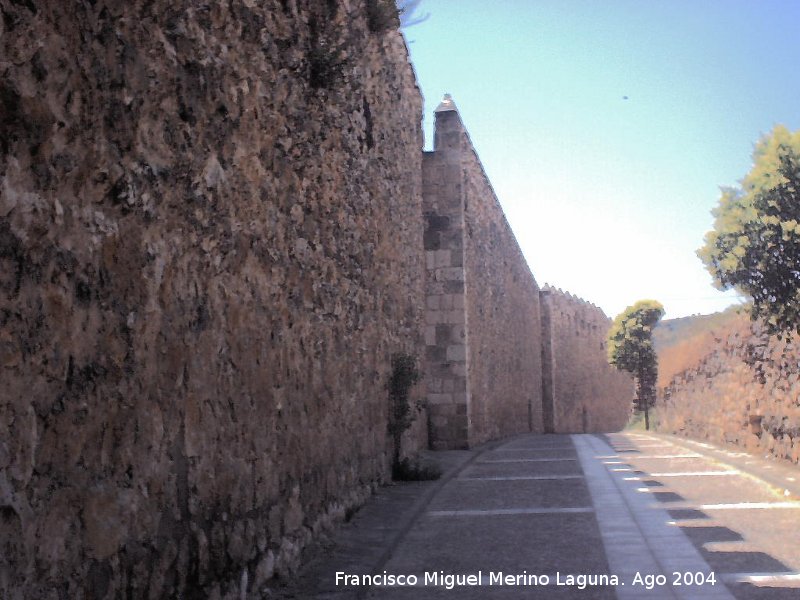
left=267, top=446, right=485, bottom=599
left=270, top=433, right=800, bottom=599
left=368, top=434, right=613, bottom=599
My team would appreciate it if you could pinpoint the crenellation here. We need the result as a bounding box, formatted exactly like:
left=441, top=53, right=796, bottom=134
left=539, top=287, right=634, bottom=433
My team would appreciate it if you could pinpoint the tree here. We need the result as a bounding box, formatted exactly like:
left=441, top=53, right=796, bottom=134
left=386, top=353, right=421, bottom=477
left=608, top=300, right=665, bottom=430
left=366, top=0, right=428, bottom=32
left=698, top=125, right=800, bottom=337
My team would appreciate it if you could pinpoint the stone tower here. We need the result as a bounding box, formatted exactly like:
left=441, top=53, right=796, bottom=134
left=422, top=95, right=545, bottom=448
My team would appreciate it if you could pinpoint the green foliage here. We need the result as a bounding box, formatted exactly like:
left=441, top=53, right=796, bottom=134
left=306, top=6, right=348, bottom=91
left=387, top=353, right=422, bottom=473
left=307, top=37, right=347, bottom=90
left=392, top=456, right=442, bottom=481
left=699, top=125, right=800, bottom=337
left=367, top=0, right=428, bottom=33
left=625, top=408, right=660, bottom=432
left=387, top=353, right=422, bottom=435
left=608, top=300, right=665, bottom=430
left=366, top=0, right=400, bottom=32
left=608, top=300, right=666, bottom=371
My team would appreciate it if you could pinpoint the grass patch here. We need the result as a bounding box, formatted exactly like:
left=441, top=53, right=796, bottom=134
left=626, top=409, right=662, bottom=431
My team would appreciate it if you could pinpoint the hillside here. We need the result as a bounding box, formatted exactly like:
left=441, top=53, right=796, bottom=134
left=654, top=304, right=800, bottom=466
left=654, top=305, right=748, bottom=387
left=653, top=305, right=746, bottom=351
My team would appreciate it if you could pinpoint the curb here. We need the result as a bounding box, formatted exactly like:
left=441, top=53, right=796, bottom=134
left=647, top=431, right=800, bottom=500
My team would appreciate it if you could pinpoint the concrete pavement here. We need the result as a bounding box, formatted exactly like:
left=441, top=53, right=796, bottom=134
left=270, top=433, right=800, bottom=599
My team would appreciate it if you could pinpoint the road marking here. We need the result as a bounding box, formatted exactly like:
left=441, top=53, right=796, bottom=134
left=493, top=447, right=575, bottom=452
left=658, top=501, right=800, bottom=510
left=702, top=541, right=747, bottom=552
left=478, top=457, right=577, bottom=463
left=630, top=444, right=676, bottom=448
left=427, top=507, right=594, bottom=517
left=500, top=446, right=575, bottom=451
left=457, top=475, right=584, bottom=481
left=700, top=501, right=800, bottom=510
left=641, top=471, right=739, bottom=478
left=574, top=435, right=735, bottom=599
left=624, top=454, right=703, bottom=459
left=721, top=572, right=800, bottom=584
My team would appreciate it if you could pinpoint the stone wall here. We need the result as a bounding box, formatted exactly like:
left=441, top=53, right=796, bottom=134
left=658, top=315, right=800, bottom=465
left=460, top=118, right=544, bottom=445
left=1, top=1, right=646, bottom=594
left=422, top=98, right=543, bottom=449
left=540, top=287, right=634, bottom=433
left=421, top=103, right=469, bottom=450
left=0, top=1, right=425, bottom=597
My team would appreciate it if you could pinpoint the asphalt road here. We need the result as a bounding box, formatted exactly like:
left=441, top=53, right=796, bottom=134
left=272, top=432, right=800, bottom=599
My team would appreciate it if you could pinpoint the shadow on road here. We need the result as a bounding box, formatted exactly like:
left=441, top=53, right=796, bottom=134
left=600, top=433, right=800, bottom=600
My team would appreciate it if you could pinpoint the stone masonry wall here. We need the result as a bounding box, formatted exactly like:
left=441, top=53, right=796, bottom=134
left=540, top=287, right=634, bottom=433
left=421, top=140, right=470, bottom=449
left=2, top=0, right=650, bottom=593
left=0, top=2, right=425, bottom=597
left=658, top=315, right=800, bottom=465
left=460, top=123, right=544, bottom=445
left=422, top=100, right=543, bottom=448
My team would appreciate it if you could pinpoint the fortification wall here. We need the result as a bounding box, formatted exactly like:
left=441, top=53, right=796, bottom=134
left=460, top=130, right=544, bottom=445
left=0, top=1, right=425, bottom=597
left=422, top=103, right=543, bottom=448
left=658, top=316, right=800, bottom=465
left=421, top=141, right=470, bottom=449
left=540, top=288, right=634, bottom=433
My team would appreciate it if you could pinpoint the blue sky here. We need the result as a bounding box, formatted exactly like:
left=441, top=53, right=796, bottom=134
left=403, top=0, right=800, bottom=319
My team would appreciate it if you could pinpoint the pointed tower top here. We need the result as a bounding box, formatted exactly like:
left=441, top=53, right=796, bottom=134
left=435, top=93, right=458, bottom=113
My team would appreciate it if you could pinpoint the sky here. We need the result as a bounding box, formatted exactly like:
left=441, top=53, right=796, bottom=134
left=401, top=0, right=800, bottom=320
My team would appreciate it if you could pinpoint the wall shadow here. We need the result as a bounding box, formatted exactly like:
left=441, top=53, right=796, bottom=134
left=596, top=434, right=800, bottom=598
